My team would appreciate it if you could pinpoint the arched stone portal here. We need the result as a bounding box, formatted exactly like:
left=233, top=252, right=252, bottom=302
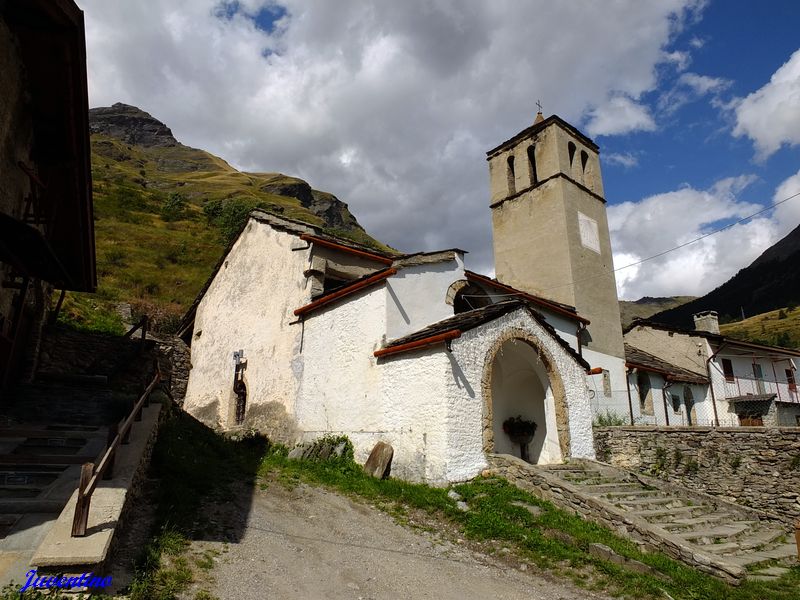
left=481, top=329, right=571, bottom=463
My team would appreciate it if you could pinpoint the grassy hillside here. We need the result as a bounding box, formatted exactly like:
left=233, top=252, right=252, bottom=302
left=720, top=305, right=800, bottom=349
left=619, top=296, right=695, bottom=328
left=59, top=130, right=392, bottom=335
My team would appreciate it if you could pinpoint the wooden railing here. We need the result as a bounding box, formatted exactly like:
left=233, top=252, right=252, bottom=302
left=123, top=315, right=149, bottom=350
left=71, top=362, right=161, bottom=537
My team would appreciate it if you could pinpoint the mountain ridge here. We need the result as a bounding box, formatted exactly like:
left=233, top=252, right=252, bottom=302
left=651, top=224, right=800, bottom=327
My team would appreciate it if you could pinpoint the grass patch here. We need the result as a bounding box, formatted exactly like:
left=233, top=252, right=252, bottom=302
left=261, top=449, right=800, bottom=600
left=126, top=408, right=268, bottom=600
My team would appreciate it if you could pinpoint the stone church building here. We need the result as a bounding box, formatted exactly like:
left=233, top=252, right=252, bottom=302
left=179, top=113, right=632, bottom=483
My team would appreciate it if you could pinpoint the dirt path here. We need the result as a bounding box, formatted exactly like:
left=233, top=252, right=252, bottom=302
left=185, top=480, right=610, bottom=600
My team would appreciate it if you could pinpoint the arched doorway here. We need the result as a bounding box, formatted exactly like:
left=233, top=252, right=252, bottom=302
left=484, top=337, right=564, bottom=464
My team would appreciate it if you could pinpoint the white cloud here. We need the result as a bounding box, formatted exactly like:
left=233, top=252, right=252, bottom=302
left=609, top=173, right=800, bottom=299
left=81, top=0, right=705, bottom=276
left=678, top=72, right=731, bottom=95
left=662, top=50, right=691, bottom=72
left=732, top=48, right=800, bottom=160
left=604, top=152, right=639, bottom=169
left=657, top=71, right=731, bottom=115
left=585, top=96, right=657, bottom=137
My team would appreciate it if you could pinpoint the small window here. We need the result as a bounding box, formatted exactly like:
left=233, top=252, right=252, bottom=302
left=580, top=150, right=589, bottom=173
left=568, top=141, right=576, bottom=167
left=506, top=155, right=516, bottom=195
left=671, top=394, right=681, bottom=413
left=721, top=358, right=734, bottom=382
left=527, top=145, right=537, bottom=186
left=785, top=368, right=796, bottom=391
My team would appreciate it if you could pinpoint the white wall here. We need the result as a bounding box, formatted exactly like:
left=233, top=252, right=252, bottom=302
left=385, top=256, right=464, bottom=341
left=183, top=219, right=310, bottom=429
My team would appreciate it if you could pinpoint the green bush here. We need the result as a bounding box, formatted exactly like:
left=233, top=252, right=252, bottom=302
left=161, top=192, right=187, bottom=222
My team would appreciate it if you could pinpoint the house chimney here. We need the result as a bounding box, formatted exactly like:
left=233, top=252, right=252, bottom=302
left=693, top=311, right=720, bottom=334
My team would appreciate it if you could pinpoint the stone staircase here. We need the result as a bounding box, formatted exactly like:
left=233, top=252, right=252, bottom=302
left=488, top=455, right=798, bottom=584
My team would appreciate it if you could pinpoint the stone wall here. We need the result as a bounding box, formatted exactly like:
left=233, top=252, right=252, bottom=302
left=594, top=426, right=800, bottom=523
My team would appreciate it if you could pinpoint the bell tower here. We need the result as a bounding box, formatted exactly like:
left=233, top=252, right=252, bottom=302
left=487, top=112, right=624, bottom=359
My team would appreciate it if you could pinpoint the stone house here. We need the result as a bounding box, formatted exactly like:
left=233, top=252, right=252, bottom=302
left=0, top=0, right=95, bottom=391
left=624, top=312, right=800, bottom=427
left=179, top=112, right=640, bottom=482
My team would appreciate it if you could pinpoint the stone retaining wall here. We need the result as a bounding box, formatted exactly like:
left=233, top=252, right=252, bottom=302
left=593, top=426, right=800, bottom=524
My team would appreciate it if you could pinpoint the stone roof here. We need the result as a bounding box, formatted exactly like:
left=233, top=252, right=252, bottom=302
left=381, top=300, right=591, bottom=369
left=624, top=344, right=709, bottom=385
left=623, top=319, right=800, bottom=358
left=486, top=114, right=599, bottom=158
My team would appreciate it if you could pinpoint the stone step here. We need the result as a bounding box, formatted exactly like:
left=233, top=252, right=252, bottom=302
left=583, top=482, right=644, bottom=492
left=612, top=496, right=685, bottom=508
left=736, top=528, right=793, bottom=552
left=597, top=489, right=662, bottom=500
left=677, top=522, right=755, bottom=544
left=726, top=544, right=799, bottom=569
left=748, top=566, right=792, bottom=581
left=659, top=512, right=739, bottom=531
left=630, top=505, right=701, bottom=520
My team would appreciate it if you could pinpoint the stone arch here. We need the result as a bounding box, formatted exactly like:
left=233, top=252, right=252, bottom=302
left=480, top=327, right=571, bottom=459
left=445, top=280, right=468, bottom=306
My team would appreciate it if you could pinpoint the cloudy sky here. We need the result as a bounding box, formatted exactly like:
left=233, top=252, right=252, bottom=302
left=82, top=0, right=800, bottom=300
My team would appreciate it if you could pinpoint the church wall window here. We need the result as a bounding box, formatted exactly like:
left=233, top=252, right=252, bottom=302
left=506, top=155, right=516, bottom=195
left=527, top=145, right=537, bottom=186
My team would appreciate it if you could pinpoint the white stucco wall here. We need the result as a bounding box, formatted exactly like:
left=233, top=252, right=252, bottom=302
left=385, top=256, right=464, bottom=341
left=183, top=219, right=311, bottom=429
left=296, top=280, right=455, bottom=482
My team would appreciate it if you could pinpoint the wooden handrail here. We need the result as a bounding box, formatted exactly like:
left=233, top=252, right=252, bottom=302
left=122, top=315, right=149, bottom=349
left=71, top=363, right=161, bottom=537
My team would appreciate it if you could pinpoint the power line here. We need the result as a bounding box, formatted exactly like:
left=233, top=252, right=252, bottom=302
left=538, top=188, right=800, bottom=293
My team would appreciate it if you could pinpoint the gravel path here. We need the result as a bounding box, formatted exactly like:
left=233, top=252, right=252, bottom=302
left=187, top=480, right=610, bottom=600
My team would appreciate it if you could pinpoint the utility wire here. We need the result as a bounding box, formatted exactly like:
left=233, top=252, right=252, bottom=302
left=470, top=188, right=800, bottom=295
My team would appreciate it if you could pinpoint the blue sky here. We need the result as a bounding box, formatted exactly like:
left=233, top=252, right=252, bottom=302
left=82, top=0, right=800, bottom=300
left=600, top=0, right=800, bottom=208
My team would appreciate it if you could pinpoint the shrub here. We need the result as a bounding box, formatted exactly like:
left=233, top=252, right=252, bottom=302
left=161, top=192, right=187, bottom=221
left=593, top=411, right=627, bottom=427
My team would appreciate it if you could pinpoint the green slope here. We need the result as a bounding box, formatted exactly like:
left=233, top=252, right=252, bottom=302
left=59, top=106, right=391, bottom=334
left=719, top=306, right=800, bottom=349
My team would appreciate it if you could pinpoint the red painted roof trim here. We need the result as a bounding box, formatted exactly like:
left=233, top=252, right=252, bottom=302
left=374, top=329, right=462, bottom=358
left=294, top=268, right=397, bottom=317
left=465, top=271, right=590, bottom=325
left=300, top=234, right=393, bottom=265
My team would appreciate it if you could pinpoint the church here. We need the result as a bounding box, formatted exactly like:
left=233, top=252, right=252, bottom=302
left=178, top=112, right=631, bottom=483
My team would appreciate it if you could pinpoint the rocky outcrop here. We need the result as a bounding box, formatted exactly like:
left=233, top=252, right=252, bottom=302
left=258, top=175, right=365, bottom=231
left=89, top=103, right=178, bottom=147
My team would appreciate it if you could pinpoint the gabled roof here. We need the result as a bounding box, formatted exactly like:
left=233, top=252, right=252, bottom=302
left=465, top=271, right=589, bottom=325
left=376, top=300, right=591, bottom=369
left=624, top=344, right=708, bottom=385
left=486, top=114, right=599, bottom=158
left=294, top=268, right=396, bottom=318
left=177, top=211, right=398, bottom=339
left=624, top=319, right=800, bottom=358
